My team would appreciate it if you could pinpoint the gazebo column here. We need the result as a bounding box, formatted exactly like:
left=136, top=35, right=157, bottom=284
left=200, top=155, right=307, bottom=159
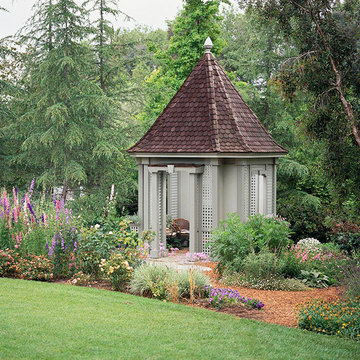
left=142, top=159, right=150, bottom=232
left=210, top=159, right=221, bottom=229
left=149, top=169, right=167, bottom=258
left=189, top=173, right=199, bottom=254
left=188, top=166, right=204, bottom=255
left=236, top=160, right=250, bottom=221
left=137, top=159, right=144, bottom=234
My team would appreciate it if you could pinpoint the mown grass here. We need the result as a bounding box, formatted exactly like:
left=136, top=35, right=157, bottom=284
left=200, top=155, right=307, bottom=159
left=0, top=278, right=359, bottom=359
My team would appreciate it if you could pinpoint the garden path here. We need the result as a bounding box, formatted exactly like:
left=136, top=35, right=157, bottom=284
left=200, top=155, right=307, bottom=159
left=146, top=249, right=212, bottom=272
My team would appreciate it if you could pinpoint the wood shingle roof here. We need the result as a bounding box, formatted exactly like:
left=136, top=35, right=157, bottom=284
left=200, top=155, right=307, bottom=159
left=128, top=51, right=287, bottom=154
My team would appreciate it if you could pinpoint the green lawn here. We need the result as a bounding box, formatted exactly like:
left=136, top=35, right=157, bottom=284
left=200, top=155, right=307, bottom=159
left=0, top=279, right=359, bottom=360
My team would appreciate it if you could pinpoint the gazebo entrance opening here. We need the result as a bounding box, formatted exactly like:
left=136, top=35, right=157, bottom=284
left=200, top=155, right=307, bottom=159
left=140, top=164, right=204, bottom=258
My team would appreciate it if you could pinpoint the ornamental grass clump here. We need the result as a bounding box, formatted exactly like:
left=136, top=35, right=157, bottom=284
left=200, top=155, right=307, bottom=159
left=207, top=287, right=264, bottom=310
left=129, top=264, right=210, bottom=301
left=297, top=297, right=360, bottom=340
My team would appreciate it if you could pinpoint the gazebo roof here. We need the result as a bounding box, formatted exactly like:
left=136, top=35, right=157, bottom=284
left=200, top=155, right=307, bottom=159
left=128, top=40, right=287, bottom=154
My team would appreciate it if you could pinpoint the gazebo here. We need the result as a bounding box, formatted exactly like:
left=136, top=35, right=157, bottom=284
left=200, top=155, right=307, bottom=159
left=128, top=38, right=287, bottom=258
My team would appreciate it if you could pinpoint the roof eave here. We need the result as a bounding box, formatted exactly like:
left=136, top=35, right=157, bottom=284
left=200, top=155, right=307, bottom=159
left=128, top=151, right=288, bottom=159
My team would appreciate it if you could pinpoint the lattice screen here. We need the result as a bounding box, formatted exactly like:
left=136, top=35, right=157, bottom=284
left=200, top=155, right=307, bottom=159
left=130, top=224, right=139, bottom=233
left=250, top=174, right=257, bottom=216
left=201, top=165, right=213, bottom=254
left=202, top=231, right=212, bottom=254
left=148, top=172, right=153, bottom=228
left=158, top=172, right=163, bottom=243
left=169, top=173, right=178, bottom=219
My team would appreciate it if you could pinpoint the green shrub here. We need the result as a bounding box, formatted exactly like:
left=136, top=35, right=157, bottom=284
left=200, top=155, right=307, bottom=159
left=247, top=215, right=292, bottom=254
left=0, top=249, right=20, bottom=277
left=68, top=271, right=91, bottom=286
left=76, top=220, right=144, bottom=278
left=17, top=254, right=54, bottom=281
left=277, top=196, right=330, bottom=242
left=129, top=264, right=210, bottom=300
left=327, top=221, right=360, bottom=254
left=297, top=297, right=360, bottom=340
left=100, top=253, right=134, bottom=291
left=339, top=255, right=360, bottom=299
left=0, top=250, right=54, bottom=281
left=221, top=270, right=308, bottom=291
left=280, top=250, right=305, bottom=278
left=242, top=251, right=283, bottom=280
left=210, top=213, right=292, bottom=272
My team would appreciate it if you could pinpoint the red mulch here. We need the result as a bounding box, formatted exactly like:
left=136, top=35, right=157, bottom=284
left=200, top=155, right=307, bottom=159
left=199, top=261, right=343, bottom=327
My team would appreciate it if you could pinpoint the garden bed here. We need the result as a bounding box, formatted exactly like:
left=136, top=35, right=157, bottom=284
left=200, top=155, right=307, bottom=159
left=199, top=261, right=342, bottom=327
left=55, top=267, right=342, bottom=328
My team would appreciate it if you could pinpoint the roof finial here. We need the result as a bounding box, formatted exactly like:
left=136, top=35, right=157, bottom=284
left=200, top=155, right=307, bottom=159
left=204, top=37, right=213, bottom=53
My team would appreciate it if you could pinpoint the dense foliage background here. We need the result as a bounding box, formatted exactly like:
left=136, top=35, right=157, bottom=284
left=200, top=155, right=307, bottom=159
left=1, top=0, right=359, bottom=238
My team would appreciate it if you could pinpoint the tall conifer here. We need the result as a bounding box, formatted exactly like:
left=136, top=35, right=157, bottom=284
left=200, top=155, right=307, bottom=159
left=9, top=0, right=117, bottom=200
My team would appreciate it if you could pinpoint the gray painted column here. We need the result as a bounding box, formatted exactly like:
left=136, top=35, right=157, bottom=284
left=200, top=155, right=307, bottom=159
left=210, top=159, right=220, bottom=228
left=148, top=170, right=167, bottom=258
left=143, top=160, right=150, bottom=231
left=149, top=170, right=160, bottom=258
left=189, top=173, right=199, bottom=254
left=137, top=162, right=144, bottom=234
left=236, top=160, right=250, bottom=221
left=161, top=172, right=167, bottom=250
left=273, top=158, right=278, bottom=214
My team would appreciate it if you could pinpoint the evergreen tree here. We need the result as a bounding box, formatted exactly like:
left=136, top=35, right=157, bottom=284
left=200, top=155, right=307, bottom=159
left=6, top=0, right=116, bottom=200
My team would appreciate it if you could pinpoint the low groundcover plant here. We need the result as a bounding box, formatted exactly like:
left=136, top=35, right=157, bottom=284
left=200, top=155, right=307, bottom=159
left=207, top=286, right=264, bottom=310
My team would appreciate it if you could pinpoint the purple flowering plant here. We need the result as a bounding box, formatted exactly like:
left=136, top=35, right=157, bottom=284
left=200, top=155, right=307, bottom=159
left=206, top=286, right=265, bottom=310
left=0, top=180, right=79, bottom=278
left=186, top=252, right=209, bottom=262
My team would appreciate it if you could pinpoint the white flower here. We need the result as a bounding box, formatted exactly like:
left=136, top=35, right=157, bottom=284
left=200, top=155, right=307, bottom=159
left=108, top=231, right=113, bottom=235
left=94, top=224, right=100, bottom=229
left=297, top=238, right=321, bottom=250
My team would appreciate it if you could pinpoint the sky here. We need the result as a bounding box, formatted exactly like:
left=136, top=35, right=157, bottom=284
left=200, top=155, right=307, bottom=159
left=0, top=0, right=184, bottom=38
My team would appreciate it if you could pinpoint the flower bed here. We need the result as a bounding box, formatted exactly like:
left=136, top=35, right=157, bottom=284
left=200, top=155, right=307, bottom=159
left=297, top=297, right=360, bottom=340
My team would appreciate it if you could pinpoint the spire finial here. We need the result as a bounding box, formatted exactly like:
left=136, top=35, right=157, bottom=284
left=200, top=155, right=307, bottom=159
left=204, top=37, right=213, bottom=53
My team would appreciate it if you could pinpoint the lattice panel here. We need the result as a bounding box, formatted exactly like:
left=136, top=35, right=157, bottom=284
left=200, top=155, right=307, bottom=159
left=201, top=165, right=213, bottom=251
left=250, top=174, right=257, bottom=216
left=202, top=165, right=213, bottom=229
left=130, top=224, right=139, bottom=233
left=158, top=173, right=163, bottom=242
left=202, top=231, right=212, bottom=254
left=148, top=172, right=153, bottom=228
left=242, top=165, right=250, bottom=217
left=266, top=169, right=273, bottom=215
left=169, top=173, right=178, bottom=219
